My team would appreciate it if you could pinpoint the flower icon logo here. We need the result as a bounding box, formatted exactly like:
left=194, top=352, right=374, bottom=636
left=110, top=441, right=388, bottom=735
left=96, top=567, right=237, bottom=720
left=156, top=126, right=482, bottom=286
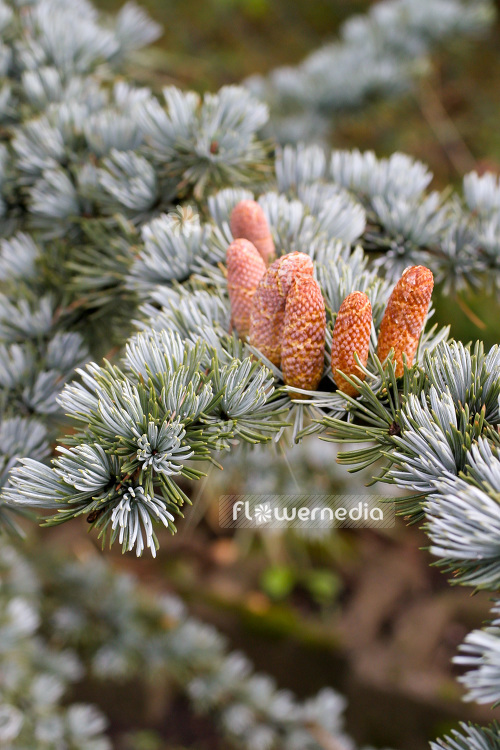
left=254, top=503, right=272, bottom=525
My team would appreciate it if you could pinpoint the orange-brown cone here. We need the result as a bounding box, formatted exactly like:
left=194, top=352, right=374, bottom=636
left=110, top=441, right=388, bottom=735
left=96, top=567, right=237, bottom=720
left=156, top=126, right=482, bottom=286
left=249, top=252, right=313, bottom=366
left=377, top=265, right=434, bottom=377
left=281, top=275, right=326, bottom=397
left=226, top=239, right=267, bottom=338
left=331, top=291, right=372, bottom=397
left=230, top=200, right=275, bottom=265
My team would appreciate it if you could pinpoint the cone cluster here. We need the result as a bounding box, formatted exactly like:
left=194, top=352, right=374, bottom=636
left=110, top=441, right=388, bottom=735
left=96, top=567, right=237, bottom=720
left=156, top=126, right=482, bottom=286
left=226, top=203, right=433, bottom=399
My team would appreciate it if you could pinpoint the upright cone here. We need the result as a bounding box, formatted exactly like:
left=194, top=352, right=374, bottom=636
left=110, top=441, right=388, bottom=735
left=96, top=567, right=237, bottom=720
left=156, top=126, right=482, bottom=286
left=331, top=291, right=372, bottom=397
left=281, top=275, right=326, bottom=396
left=226, top=239, right=267, bottom=338
left=377, top=265, right=434, bottom=376
left=230, top=200, right=275, bottom=265
left=249, top=252, right=313, bottom=366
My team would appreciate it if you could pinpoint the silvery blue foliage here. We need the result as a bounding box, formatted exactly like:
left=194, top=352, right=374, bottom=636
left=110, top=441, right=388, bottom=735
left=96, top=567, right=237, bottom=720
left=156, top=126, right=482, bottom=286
left=0, top=541, right=360, bottom=750
left=140, top=287, right=231, bottom=340
left=423, top=342, right=500, bottom=421
left=128, top=210, right=213, bottom=293
left=390, top=387, right=461, bottom=495
left=460, top=170, right=500, bottom=289
left=96, top=149, right=159, bottom=216
left=113, top=1, right=163, bottom=56
left=110, top=485, right=175, bottom=557
left=137, top=84, right=269, bottom=195
left=0, top=294, right=54, bottom=341
left=453, top=601, right=500, bottom=706
left=0, top=416, right=50, bottom=532
left=2, top=120, right=499, bottom=750
left=0, top=546, right=111, bottom=749
left=83, top=110, right=143, bottom=157
left=329, top=150, right=433, bottom=202
left=0, top=331, right=88, bottom=418
left=430, top=722, right=500, bottom=749
left=3, top=325, right=285, bottom=554
left=29, top=168, right=81, bottom=233
left=0, top=233, right=40, bottom=281
left=425, top=439, right=500, bottom=588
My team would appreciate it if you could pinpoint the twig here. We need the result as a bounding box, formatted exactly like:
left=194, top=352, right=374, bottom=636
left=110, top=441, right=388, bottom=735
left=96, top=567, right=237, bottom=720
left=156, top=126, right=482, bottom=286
left=456, top=294, right=487, bottom=330
left=416, top=80, right=476, bottom=176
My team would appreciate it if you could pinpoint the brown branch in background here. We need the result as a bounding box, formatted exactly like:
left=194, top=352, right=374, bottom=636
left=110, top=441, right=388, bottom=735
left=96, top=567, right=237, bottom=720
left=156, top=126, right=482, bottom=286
left=456, top=294, right=487, bottom=330
left=416, top=79, right=476, bottom=176
left=102, top=345, right=121, bottom=361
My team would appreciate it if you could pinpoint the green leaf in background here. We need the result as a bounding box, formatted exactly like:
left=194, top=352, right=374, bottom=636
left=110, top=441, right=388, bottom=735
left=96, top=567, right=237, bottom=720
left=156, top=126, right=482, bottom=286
left=304, top=569, right=342, bottom=606
left=260, top=565, right=296, bottom=600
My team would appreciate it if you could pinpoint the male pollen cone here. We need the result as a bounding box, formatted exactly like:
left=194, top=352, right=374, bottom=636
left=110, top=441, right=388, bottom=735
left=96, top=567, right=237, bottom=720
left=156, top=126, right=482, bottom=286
left=226, top=238, right=267, bottom=338
left=281, top=275, right=326, bottom=397
left=377, top=265, right=434, bottom=377
left=331, top=291, right=372, bottom=397
left=249, top=252, right=313, bottom=366
left=230, top=200, right=275, bottom=265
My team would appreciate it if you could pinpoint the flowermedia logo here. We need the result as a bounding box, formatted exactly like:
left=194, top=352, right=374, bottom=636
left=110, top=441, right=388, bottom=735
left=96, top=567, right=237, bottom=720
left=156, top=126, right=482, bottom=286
left=254, top=503, right=273, bottom=524
left=219, top=494, right=395, bottom=529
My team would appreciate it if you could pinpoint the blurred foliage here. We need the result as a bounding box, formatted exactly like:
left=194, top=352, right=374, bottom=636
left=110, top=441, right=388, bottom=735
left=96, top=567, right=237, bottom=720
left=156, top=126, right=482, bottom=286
left=97, top=0, right=369, bottom=87
left=260, top=564, right=341, bottom=606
